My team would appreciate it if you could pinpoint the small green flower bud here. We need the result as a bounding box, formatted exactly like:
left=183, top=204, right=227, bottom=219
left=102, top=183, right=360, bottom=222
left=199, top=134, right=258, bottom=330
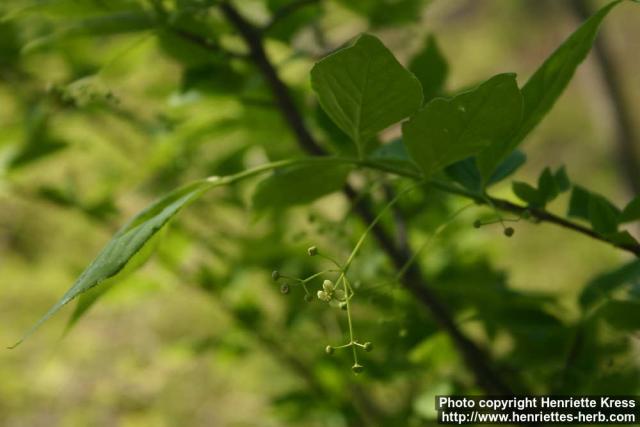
left=271, top=270, right=280, bottom=281
left=339, top=301, right=347, bottom=311
left=334, top=289, right=345, bottom=300
left=351, top=363, right=364, bottom=374
left=322, top=280, right=334, bottom=293
left=280, top=283, right=290, bottom=294
left=307, top=246, right=318, bottom=256
left=363, top=342, right=373, bottom=352
left=325, top=345, right=334, bottom=355
left=473, top=219, right=482, bottom=229
left=504, top=227, right=515, bottom=237
left=304, top=294, right=313, bottom=303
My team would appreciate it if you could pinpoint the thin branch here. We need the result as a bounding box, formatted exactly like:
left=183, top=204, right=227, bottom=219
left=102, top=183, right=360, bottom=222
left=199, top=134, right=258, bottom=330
left=219, top=2, right=518, bottom=395
left=360, top=160, right=640, bottom=258
left=568, top=0, right=640, bottom=195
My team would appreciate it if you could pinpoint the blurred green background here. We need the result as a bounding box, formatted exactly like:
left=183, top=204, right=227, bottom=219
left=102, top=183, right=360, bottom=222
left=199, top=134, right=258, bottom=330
left=1, top=1, right=640, bottom=426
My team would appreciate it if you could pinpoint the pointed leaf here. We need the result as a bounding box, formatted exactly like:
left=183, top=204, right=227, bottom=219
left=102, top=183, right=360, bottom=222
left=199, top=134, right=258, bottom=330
left=9, top=179, right=215, bottom=347
left=311, top=34, right=423, bottom=154
left=476, top=0, right=622, bottom=179
left=402, top=73, right=522, bottom=177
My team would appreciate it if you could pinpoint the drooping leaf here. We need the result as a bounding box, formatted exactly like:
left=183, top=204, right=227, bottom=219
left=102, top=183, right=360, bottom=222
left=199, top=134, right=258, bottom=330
left=65, top=227, right=166, bottom=332
left=476, top=0, right=623, bottom=179
left=9, top=179, right=216, bottom=347
left=621, top=196, right=640, bottom=223
left=311, top=34, right=423, bottom=155
left=252, top=163, right=351, bottom=212
left=409, top=34, right=448, bottom=102
left=580, top=260, right=640, bottom=309
left=402, top=73, right=522, bottom=178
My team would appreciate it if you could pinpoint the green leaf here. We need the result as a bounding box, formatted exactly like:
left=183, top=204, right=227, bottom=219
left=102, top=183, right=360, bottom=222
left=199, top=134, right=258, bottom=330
left=409, top=34, right=448, bottom=102
left=334, top=0, right=426, bottom=28
left=621, top=196, right=640, bottom=223
left=446, top=150, right=526, bottom=193
left=475, top=0, right=622, bottom=179
left=568, top=185, right=591, bottom=221
left=65, top=227, right=166, bottom=332
left=537, top=167, right=559, bottom=203
left=368, top=138, right=419, bottom=174
left=512, top=181, right=544, bottom=207
left=403, top=73, right=522, bottom=178
left=588, top=193, right=620, bottom=234
left=580, top=261, right=640, bottom=309
left=252, top=163, right=351, bottom=212
left=604, top=230, right=639, bottom=246
left=487, top=150, right=527, bottom=186
left=554, top=166, right=571, bottom=193
left=311, top=34, right=423, bottom=155
left=9, top=179, right=214, bottom=348
left=597, top=300, right=640, bottom=331
left=22, top=11, right=155, bottom=53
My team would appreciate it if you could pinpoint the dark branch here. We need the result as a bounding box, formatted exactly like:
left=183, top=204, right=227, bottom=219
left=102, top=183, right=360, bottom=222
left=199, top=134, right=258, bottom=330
left=219, top=2, right=518, bottom=395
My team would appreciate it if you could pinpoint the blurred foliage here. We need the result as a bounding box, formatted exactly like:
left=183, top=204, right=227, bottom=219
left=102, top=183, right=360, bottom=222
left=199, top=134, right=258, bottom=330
left=1, top=1, right=640, bottom=426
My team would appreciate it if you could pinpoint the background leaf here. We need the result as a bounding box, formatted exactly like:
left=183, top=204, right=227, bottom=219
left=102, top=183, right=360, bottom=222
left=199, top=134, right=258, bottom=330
left=409, top=34, right=448, bottom=103
left=580, top=260, right=640, bottom=310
